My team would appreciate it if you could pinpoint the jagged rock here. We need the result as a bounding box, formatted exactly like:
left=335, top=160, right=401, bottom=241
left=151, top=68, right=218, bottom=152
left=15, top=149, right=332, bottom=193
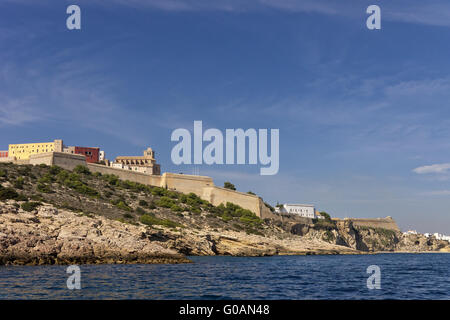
left=37, top=206, right=58, bottom=217
left=0, top=201, right=190, bottom=265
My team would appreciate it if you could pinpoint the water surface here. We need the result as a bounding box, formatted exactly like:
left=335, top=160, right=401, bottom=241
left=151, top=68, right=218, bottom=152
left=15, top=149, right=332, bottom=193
left=0, top=254, right=449, bottom=299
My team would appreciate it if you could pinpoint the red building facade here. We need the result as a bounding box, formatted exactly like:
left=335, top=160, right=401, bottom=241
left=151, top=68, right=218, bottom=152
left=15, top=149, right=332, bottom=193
left=0, top=151, right=8, bottom=157
left=74, top=147, right=99, bottom=163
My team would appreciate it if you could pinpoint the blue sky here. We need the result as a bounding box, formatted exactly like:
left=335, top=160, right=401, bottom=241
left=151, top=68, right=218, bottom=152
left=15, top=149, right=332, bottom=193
left=1, top=0, right=450, bottom=233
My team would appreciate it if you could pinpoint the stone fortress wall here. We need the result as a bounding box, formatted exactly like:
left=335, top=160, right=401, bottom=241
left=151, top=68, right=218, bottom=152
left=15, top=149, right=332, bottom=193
left=7, top=152, right=399, bottom=227
left=333, top=217, right=400, bottom=232
left=17, top=152, right=277, bottom=219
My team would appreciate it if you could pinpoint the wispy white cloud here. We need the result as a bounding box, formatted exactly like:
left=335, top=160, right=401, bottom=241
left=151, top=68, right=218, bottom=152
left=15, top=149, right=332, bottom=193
left=413, top=163, right=450, bottom=174
left=0, top=95, right=42, bottom=125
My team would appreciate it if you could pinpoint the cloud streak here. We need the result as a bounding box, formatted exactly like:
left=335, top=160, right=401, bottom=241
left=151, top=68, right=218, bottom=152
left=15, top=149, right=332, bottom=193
left=413, top=163, right=450, bottom=174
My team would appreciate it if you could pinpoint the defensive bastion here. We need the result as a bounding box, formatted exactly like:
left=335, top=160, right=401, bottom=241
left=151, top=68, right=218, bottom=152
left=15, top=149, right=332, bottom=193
left=332, top=217, right=400, bottom=232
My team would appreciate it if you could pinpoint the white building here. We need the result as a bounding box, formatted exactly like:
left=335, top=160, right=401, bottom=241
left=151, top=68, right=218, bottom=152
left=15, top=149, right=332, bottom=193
left=99, top=150, right=105, bottom=161
left=110, top=162, right=153, bottom=174
left=275, top=204, right=317, bottom=219
left=433, top=233, right=450, bottom=242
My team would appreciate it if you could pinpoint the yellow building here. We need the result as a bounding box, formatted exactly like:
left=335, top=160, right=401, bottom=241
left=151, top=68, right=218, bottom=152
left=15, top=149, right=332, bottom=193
left=8, top=139, right=63, bottom=160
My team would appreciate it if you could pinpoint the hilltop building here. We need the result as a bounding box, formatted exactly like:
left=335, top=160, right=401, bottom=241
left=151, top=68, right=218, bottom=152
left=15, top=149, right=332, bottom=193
left=0, top=151, right=8, bottom=158
left=112, top=147, right=161, bottom=175
left=63, top=146, right=102, bottom=163
left=433, top=233, right=450, bottom=242
left=8, top=139, right=63, bottom=160
left=275, top=204, right=318, bottom=219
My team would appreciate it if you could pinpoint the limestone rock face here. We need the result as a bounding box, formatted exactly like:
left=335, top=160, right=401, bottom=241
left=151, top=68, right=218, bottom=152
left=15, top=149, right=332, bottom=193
left=285, top=219, right=450, bottom=253
left=0, top=202, right=189, bottom=265
left=1, top=200, right=448, bottom=266
left=396, top=234, right=449, bottom=252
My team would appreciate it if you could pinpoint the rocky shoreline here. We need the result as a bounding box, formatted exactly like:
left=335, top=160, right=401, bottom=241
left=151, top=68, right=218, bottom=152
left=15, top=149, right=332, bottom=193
left=0, top=201, right=190, bottom=265
left=1, top=200, right=448, bottom=266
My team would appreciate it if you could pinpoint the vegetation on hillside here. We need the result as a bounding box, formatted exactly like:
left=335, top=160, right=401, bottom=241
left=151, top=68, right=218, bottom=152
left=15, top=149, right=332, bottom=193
left=0, top=163, right=269, bottom=236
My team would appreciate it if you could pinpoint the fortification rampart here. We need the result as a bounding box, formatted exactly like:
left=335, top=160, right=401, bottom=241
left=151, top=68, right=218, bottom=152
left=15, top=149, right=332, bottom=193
left=29, top=152, right=86, bottom=170
left=161, top=173, right=213, bottom=196
left=18, top=152, right=273, bottom=217
left=10, top=152, right=391, bottom=223
left=334, top=217, right=400, bottom=232
left=202, top=186, right=260, bottom=213
left=87, top=163, right=162, bottom=186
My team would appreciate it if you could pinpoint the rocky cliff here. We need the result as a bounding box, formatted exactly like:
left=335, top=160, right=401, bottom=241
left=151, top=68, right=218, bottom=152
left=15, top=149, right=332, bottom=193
left=0, top=162, right=448, bottom=265
left=288, top=219, right=449, bottom=253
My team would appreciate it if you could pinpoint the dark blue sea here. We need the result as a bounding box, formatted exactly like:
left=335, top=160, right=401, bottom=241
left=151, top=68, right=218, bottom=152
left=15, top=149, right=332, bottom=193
left=0, top=254, right=449, bottom=299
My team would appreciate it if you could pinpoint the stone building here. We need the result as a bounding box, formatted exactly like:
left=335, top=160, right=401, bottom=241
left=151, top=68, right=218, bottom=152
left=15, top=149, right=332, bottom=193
left=113, top=147, right=161, bottom=175
left=63, top=146, right=102, bottom=163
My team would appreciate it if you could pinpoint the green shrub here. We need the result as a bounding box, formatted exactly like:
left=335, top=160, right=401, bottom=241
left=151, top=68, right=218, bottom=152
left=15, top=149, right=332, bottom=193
left=56, top=170, right=69, bottom=183
left=0, top=188, right=19, bottom=200
left=21, top=201, right=42, bottom=212
left=119, top=180, right=149, bottom=193
left=138, top=199, right=148, bottom=207
left=319, top=211, right=332, bottom=221
left=239, top=215, right=263, bottom=227
left=123, top=213, right=134, bottom=219
left=37, top=183, right=53, bottom=193
left=190, top=206, right=201, bottom=214
left=57, top=171, right=98, bottom=197
left=151, top=187, right=167, bottom=196
left=0, top=169, right=6, bottom=178
left=221, top=213, right=233, bottom=222
left=224, top=181, right=236, bottom=190
left=184, top=193, right=205, bottom=206
left=74, top=165, right=91, bottom=175
left=140, top=214, right=182, bottom=228
left=103, top=174, right=119, bottom=186
left=167, top=191, right=179, bottom=199
left=210, top=201, right=262, bottom=226
left=49, top=165, right=62, bottom=175
left=14, top=177, right=24, bottom=189
left=170, top=204, right=183, bottom=212
left=115, top=201, right=132, bottom=212
left=155, top=196, right=176, bottom=208
left=38, top=173, right=54, bottom=184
